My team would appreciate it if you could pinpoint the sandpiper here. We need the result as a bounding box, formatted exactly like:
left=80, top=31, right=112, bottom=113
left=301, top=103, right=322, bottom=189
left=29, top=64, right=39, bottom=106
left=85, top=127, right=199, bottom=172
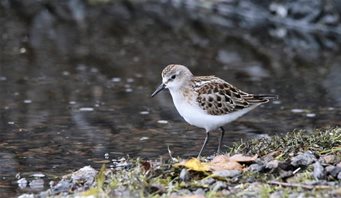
left=151, top=64, right=277, bottom=157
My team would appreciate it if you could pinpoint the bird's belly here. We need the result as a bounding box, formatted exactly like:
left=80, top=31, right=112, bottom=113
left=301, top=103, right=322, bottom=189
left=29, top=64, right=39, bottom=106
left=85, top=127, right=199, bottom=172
left=173, top=99, right=259, bottom=132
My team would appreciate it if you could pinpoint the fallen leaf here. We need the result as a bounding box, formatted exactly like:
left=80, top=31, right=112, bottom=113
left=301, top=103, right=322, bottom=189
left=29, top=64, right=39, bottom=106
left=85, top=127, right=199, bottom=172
left=211, top=155, right=230, bottom=164
left=174, top=158, right=209, bottom=172
left=209, top=160, right=243, bottom=171
left=229, top=154, right=258, bottom=162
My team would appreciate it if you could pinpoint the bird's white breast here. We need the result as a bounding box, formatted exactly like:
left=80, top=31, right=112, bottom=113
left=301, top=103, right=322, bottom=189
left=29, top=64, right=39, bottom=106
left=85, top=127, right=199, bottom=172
left=169, top=89, right=259, bottom=132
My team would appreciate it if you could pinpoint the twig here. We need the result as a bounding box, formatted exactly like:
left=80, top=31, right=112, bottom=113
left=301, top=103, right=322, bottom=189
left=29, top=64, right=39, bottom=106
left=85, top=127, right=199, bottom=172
left=292, top=167, right=301, bottom=175
left=167, top=145, right=178, bottom=162
left=268, top=181, right=332, bottom=190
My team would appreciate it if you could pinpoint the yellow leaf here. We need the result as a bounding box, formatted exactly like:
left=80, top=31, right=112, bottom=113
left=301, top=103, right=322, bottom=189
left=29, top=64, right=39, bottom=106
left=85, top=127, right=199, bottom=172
left=174, top=158, right=209, bottom=172
left=82, top=187, right=100, bottom=196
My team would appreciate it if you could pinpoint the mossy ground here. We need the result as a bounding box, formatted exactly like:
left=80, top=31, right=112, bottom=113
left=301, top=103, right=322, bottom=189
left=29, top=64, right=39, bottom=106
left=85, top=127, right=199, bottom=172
left=21, top=127, right=341, bottom=197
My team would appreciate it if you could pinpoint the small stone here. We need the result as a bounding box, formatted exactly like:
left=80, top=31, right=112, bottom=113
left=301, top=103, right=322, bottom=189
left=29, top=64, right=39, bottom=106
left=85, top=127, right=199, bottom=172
left=71, top=166, right=97, bottom=186
left=320, top=155, right=336, bottom=164
left=270, top=190, right=284, bottom=198
left=29, top=179, right=44, bottom=190
left=313, top=161, right=325, bottom=180
left=279, top=170, right=293, bottom=179
left=200, top=177, right=215, bottom=186
left=193, top=188, right=205, bottom=195
left=330, top=166, right=341, bottom=178
left=336, top=162, right=341, bottom=168
left=179, top=168, right=189, bottom=181
left=17, top=178, right=28, bottom=189
left=18, top=194, right=34, bottom=198
left=337, top=172, right=341, bottom=180
left=266, top=160, right=279, bottom=169
left=212, top=170, right=241, bottom=178
left=52, top=180, right=72, bottom=193
left=291, top=151, right=316, bottom=166
left=211, top=181, right=227, bottom=191
left=249, top=163, right=265, bottom=172
left=325, top=165, right=335, bottom=173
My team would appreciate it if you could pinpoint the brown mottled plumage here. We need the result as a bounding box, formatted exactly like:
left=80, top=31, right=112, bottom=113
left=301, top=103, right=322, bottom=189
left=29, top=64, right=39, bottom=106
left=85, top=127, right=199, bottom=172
left=192, top=76, right=271, bottom=115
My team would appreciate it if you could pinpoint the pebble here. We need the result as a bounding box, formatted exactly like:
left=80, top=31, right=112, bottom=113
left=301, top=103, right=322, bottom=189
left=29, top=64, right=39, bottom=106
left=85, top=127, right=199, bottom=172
left=338, top=172, right=341, bottom=180
left=270, top=190, right=284, bottom=198
left=320, top=155, right=336, bottom=164
left=29, top=179, right=44, bottom=190
left=291, top=151, right=316, bottom=166
left=17, top=178, right=28, bottom=189
left=193, top=188, right=205, bottom=196
left=313, top=161, right=325, bottom=180
left=18, top=194, right=34, bottom=198
left=211, top=181, right=227, bottom=191
left=52, top=180, right=72, bottom=193
left=249, top=163, right=265, bottom=172
left=330, top=166, right=341, bottom=178
left=265, top=160, right=279, bottom=169
left=200, top=177, right=215, bottom=186
left=279, top=170, right=293, bottom=179
left=213, top=170, right=241, bottom=178
left=71, top=166, right=97, bottom=186
left=325, top=165, right=335, bottom=173
left=179, top=168, right=189, bottom=181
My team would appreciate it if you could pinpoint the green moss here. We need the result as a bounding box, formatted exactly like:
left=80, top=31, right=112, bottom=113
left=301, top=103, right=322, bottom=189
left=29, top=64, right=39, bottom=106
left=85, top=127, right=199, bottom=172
left=228, top=127, right=341, bottom=159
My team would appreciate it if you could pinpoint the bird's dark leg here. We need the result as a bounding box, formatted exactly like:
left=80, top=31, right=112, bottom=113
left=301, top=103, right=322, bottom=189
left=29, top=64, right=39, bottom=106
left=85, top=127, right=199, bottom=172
left=217, top=127, right=225, bottom=154
left=197, top=132, right=210, bottom=158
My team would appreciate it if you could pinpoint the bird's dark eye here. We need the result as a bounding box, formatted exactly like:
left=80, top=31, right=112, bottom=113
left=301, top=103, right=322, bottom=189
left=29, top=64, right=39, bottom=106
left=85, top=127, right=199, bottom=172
left=171, top=75, right=176, bottom=79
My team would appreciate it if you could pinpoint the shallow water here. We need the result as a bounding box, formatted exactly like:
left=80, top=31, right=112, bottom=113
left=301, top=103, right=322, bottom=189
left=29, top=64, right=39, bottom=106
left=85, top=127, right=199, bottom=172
left=0, top=1, right=340, bottom=196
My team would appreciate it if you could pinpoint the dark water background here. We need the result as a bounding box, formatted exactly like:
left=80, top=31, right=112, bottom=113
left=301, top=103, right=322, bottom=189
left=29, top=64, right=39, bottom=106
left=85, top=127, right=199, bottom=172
left=0, top=1, right=340, bottom=196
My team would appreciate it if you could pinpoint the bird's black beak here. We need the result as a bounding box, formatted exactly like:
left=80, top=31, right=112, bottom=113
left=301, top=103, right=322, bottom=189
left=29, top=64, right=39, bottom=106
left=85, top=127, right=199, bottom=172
left=151, top=83, right=166, bottom=97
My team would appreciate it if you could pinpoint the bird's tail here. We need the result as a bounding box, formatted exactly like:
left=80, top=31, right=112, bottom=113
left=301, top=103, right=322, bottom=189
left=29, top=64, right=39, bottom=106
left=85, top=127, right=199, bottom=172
left=253, top=94, right=279, bottom=100
left=246, top=94, right=279, bottom=104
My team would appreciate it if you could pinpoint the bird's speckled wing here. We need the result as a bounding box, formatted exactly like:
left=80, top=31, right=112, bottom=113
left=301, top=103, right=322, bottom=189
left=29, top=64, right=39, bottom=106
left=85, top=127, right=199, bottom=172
left=192, top=76, right=270, bottom=115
